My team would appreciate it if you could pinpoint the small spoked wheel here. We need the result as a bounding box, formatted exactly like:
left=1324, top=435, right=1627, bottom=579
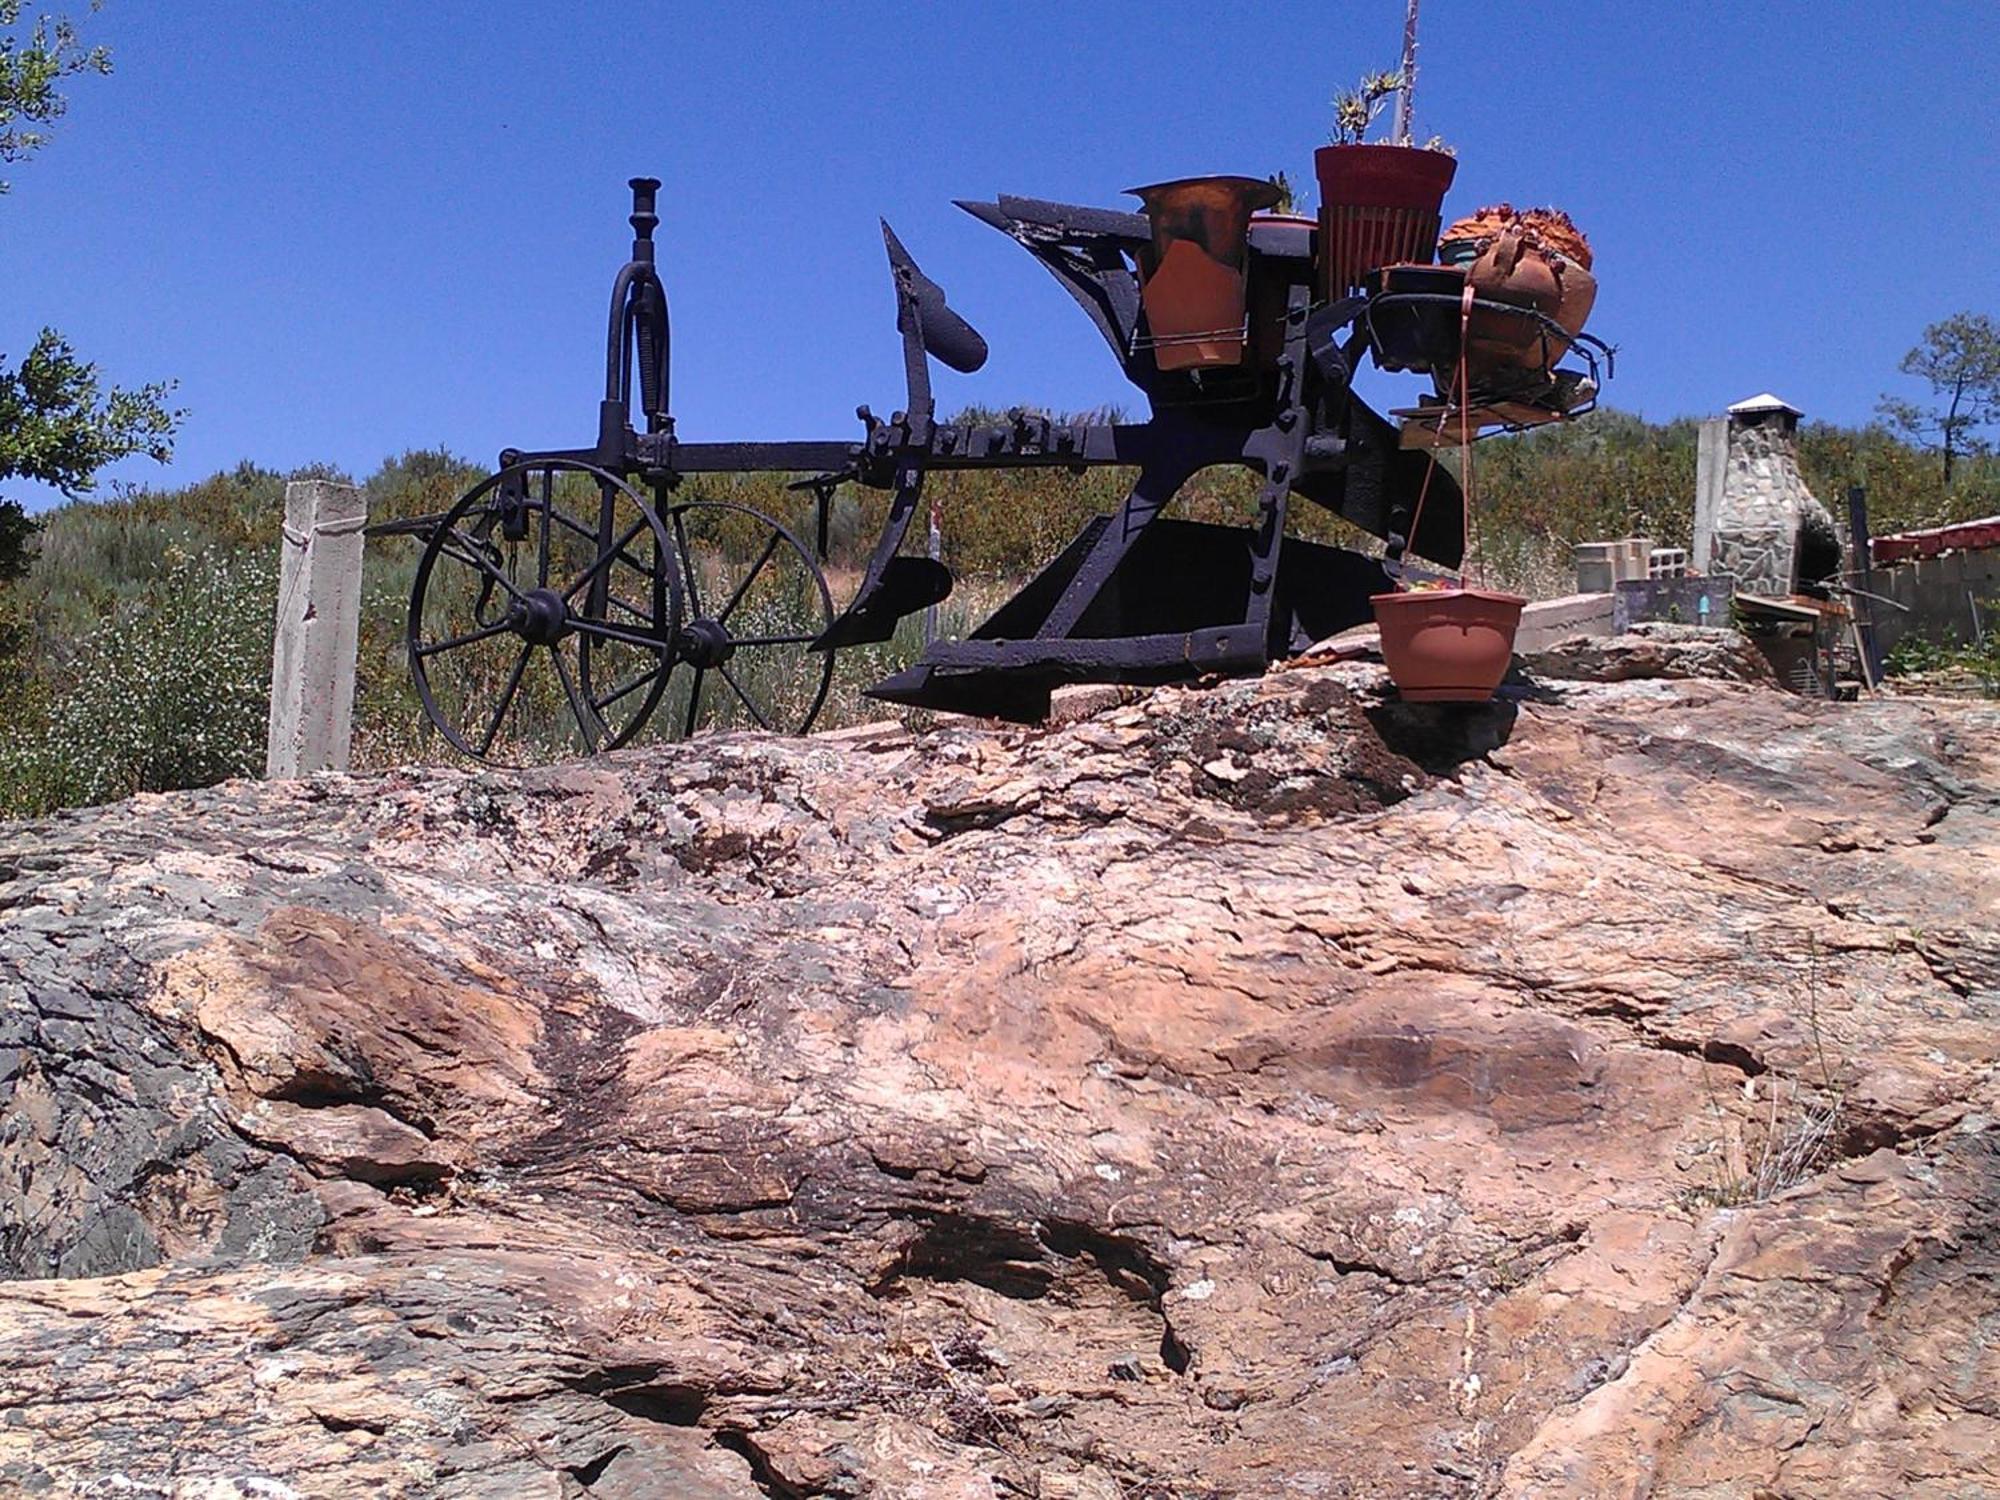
left=408, top=460, right=681, bottom=764
left=662, top=499, right=836, bottom=737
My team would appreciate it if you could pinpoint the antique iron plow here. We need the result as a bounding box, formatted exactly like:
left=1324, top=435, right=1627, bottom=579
left=381, top=176, right=1608, bottom=760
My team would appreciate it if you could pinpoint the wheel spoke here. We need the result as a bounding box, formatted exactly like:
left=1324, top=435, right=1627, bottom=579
left=438, top=530, right=529, bottom=605
left=416, top=615, right=520, bottom=658
left=682, top=667, right=705, bottom=737
left=546, top=505, right=602, bottom=546
left=536, top=469, right=553, bottom=586
left=718, top=531, right=783, bottom=624
left=717, top=663, right=772, bottom=730
left=672, top=508, right=702, bottom=617
left=562, top=515, right=651, bottom=604
left=608, top=593, right=653, bottom=624
left=549, top=644, right=601, bottom=753
left=477, top=643, right=534, bottom=757
left=592, top=662, right=668, bottom=715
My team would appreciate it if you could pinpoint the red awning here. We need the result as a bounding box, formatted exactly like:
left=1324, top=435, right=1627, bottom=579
left=1871, top=516, right=2000, bottom=565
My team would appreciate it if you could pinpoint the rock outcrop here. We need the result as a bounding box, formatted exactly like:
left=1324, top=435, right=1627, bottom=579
left=3, top=659, right=1996, bottom=1498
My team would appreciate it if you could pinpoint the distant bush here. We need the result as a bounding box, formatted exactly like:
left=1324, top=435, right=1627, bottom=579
left=0, top=547, right=273, bottom=816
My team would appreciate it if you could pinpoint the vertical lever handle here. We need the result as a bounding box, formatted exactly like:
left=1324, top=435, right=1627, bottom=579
left=629, top=177, right=661, bottom=259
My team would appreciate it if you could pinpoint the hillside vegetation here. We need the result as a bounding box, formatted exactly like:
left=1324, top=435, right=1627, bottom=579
left=0, top=408, right=1992, bottom=817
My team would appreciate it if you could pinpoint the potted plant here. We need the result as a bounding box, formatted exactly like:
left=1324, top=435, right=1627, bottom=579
left=1439, top=204, right=1597, bottom=374
left=1314, top=69, right=1458, bottom=297
left=1371, top=580, right=1525, bottom=701
left=1127, top=175, right=1281, bottom=371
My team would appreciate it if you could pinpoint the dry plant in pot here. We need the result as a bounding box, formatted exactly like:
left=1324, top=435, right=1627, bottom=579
left=1440, top=203, right=1598, bottom=372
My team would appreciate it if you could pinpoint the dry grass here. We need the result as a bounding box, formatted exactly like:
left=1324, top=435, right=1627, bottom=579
left=1684, top=935, right=1846, bottom=1209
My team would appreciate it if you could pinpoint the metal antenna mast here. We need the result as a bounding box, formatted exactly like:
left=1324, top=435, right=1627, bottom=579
left=1394, top=0, right=1421, bottom=145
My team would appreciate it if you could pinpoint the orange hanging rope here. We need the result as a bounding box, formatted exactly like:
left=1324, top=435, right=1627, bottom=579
left=1457, top=282, right=1477, bottom=585
left=1398, top=284, right=1480, bottom=587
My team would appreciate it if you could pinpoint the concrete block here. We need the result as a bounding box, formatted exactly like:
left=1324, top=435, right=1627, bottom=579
left=1514, top=592, right=1616, bottom=653
left=266, top=480, right=366, bottom=778
left=1575, top=542, right=1620, bottom=595
left=1692, top=417, right=1727, bottom=573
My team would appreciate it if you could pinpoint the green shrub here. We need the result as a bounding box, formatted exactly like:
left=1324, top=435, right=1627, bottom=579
left=0, top=546, right=274, bottom=816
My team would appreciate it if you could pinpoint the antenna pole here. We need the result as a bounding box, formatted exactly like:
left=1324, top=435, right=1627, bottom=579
left=1394, top=0, right=1421, bottom=145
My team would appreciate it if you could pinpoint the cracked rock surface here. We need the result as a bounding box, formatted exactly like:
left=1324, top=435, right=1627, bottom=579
left=2, top=661, right=1996, bottom=1498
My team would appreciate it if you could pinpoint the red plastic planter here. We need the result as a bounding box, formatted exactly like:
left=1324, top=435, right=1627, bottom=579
left=1314, top=144, right=1457, bottom=297
left=1372, top=587, right=1525, bottom=702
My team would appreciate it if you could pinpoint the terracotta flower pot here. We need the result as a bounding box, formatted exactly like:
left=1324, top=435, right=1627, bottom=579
left=1128, top=175, right=1281, bottom=371
left=1464, top=225, right=1563, bottom=374
left=1372, top=587, right=1525, bottom=702
left=1313, top=144, right=1457, bottom=298
left=1549, top=262, right=1597, bottom=359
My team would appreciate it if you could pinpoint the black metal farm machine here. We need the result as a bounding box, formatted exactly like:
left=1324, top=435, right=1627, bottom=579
left=376, top=172, right=1610, bottom=760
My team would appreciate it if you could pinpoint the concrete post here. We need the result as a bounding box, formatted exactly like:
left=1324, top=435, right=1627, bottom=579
left=266, top=480, right=367, bottom=777
left=1692, top=417, right=1727, bottom=573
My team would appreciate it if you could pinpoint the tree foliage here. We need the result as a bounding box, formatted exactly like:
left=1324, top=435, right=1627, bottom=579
left=0, top=3, right=182, bottom=581
left=0, top=0, right=109, bottom=191
left=1876, top=311, right=2000, bottom=485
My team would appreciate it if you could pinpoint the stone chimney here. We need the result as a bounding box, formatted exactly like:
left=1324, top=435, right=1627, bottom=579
left=1699, top=394, right=1840, bottom=598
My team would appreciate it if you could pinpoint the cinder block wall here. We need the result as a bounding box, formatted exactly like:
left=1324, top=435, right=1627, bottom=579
left=1869, top=550, right=2000, bottom=658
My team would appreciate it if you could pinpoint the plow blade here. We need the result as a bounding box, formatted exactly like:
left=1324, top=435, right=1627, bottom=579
left=865, top=517, right=1391, bottom=721
left=813, top=555, right=954, bottom=650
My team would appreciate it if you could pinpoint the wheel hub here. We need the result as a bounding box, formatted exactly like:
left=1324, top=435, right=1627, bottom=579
left=516, top=587, right=569, bottom=646
left=679, top=617, right=735, bottom=669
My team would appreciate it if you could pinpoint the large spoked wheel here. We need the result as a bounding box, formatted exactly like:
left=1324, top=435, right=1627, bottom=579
left=408, top=460, right=682, bottom=764
left=662, top=498, right=836, bottom=737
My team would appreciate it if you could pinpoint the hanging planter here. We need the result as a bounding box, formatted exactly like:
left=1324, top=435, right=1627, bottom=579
left=1372, top=241, right=1525, bottom=704
left=1440, top=205, right=1597, bottom=376
left=1372, top=586, right=1525, bottom=702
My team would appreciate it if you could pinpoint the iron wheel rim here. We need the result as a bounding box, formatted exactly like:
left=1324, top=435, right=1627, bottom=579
left=406, top=459, right=682, bottom=766
left=662, top=498, right=836, bottom=738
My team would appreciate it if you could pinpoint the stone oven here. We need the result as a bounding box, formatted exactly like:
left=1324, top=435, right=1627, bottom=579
left=1707, top=393, right=1841, bottom=598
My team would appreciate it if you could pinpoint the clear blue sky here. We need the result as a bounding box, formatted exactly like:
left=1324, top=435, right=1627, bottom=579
left=6, top=1, right=1997, bottom=510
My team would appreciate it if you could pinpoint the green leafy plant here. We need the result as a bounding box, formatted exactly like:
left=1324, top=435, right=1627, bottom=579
left=1, top=4, right=183, bottom=595
left=0, top=0, right=110, bottom=192
left=1330, top=69, right=1406, bottom=146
